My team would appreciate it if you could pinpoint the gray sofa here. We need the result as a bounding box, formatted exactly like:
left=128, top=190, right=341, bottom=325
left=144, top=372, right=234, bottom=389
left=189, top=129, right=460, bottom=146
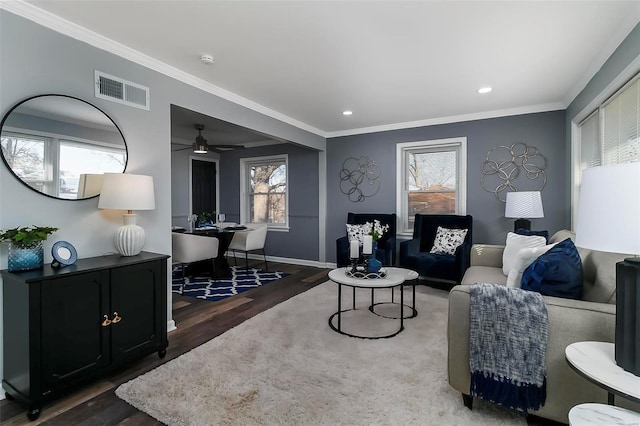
left=447, top=230, right=640, bottom=423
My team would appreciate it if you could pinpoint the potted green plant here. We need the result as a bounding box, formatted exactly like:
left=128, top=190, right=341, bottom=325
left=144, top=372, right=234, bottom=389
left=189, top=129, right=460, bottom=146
left=196, top=212, right=214, bottom=227
left=0, top=226, right=58, bottom=272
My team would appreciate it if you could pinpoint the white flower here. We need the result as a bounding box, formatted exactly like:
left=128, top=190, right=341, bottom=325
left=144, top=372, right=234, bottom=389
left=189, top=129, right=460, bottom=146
left=367, top=220, right=389, bottom=241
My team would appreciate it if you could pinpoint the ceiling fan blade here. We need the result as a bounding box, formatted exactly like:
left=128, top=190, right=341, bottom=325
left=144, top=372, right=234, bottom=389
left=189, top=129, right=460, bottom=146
left=213, top=144, right=246, bottom=149
left=171, top=142, right=194, bottom=152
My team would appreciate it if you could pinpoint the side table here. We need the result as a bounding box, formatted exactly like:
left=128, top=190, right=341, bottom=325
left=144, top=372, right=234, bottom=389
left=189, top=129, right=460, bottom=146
left=369, top=267, right=419, bottom=319
left=565, top=341, right=640, bottom=405
left=328, top=267, right=414, bottom=339
left=569, top=403, right=640, bottom=426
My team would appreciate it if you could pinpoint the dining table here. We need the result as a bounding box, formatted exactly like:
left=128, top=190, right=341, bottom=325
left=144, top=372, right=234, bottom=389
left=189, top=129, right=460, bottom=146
left=172, top=225, right=248, bottom=279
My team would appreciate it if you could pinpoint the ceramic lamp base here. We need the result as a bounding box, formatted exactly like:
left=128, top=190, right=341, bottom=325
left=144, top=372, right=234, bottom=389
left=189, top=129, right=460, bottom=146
left=616, top=258, right=640, bottom=375
left=115, top=213, right=145, bottom=256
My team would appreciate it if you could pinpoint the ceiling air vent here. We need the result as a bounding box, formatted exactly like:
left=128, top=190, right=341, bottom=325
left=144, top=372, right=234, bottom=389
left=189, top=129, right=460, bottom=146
left=94, top=70, right=150, bottom=111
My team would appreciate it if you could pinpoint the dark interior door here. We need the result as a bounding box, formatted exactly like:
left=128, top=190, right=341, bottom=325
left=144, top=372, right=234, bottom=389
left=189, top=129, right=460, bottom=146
left=192, top=159, right=217, bottom=215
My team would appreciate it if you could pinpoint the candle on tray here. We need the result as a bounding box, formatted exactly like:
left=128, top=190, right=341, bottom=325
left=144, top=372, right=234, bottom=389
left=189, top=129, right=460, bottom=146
left=349, top=240, right=359, bottom=259
left=362, top=235, right=373, bottom=255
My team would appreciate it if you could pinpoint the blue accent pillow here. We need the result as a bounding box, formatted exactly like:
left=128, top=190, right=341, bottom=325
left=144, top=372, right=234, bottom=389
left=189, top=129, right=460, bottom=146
left=515, top=228, right=549, bottom=243
left=521, top=238, right=583, bottom=300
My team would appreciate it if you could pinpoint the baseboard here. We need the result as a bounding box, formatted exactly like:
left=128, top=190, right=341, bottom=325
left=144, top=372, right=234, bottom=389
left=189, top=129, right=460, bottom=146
left=167, top=319, right=177, bottom=333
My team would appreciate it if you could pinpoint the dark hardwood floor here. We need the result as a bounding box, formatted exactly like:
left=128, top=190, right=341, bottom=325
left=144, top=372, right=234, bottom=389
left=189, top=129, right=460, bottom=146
left=1, top=261, right=564, bottom=426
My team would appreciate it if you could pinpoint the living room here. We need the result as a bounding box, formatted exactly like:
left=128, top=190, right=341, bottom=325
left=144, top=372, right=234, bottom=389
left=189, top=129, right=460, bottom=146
left=1, top=1, right=639, bottom=424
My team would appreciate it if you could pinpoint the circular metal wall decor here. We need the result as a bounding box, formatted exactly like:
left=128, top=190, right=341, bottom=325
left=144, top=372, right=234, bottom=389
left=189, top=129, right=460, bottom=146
left=339, top=156, right=380, bottom=202
left=481, top=142, right=547, bottom=202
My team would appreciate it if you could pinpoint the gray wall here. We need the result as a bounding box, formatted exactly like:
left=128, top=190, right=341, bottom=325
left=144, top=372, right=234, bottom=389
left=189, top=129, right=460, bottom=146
left=219, top=143, right=321, bottom=261
left=0, top=10, right=324, bottom=388
left=326, top=111, right=567, bottom=263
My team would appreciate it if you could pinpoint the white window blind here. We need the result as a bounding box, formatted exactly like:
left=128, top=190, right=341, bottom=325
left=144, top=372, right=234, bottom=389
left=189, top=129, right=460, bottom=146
left=573, top=72, right=640, bottom=228
left=579, top=111, right=600, bottom=170
left=602, top=76, right=640, bottom=165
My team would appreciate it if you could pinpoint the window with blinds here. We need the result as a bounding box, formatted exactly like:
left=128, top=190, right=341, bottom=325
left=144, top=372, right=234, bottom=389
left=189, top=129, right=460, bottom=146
left=574, top=72, right=639, bottom=227
left=602, top=77, right=639, bottom=165
left=579, top=111, right=600, bottom=170
left=579, top=73, right=640, bottom=170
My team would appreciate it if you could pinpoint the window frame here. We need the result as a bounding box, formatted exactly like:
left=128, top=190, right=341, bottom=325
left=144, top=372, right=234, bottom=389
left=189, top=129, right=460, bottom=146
left=2, top=126, right=127, bottom=199
left=239, top=154, right=289, bottom=231
left=396, top=137, right=467, bottom=236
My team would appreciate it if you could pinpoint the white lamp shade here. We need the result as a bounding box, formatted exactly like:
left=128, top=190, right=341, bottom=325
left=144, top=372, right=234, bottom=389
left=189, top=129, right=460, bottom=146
left=575, top=163, right=640, bottom=254
left=505, top=191, right=544, bottom=218
left=98, top=173, right=155, bottom=211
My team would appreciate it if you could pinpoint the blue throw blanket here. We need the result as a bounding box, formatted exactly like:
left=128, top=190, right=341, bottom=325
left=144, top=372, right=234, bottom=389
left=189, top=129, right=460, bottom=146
left=470, top=283, right=548, bottom=412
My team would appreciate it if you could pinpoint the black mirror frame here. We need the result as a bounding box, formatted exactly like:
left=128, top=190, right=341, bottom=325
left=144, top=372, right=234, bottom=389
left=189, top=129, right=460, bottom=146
left=0, top=94, right=128, bottom=201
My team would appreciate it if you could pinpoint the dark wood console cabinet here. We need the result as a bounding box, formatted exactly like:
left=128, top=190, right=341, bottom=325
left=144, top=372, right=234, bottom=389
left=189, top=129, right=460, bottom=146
left=1, top=252, right=169, bottom=420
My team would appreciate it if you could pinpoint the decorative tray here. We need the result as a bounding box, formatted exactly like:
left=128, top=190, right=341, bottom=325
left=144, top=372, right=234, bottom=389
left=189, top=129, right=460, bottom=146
left=345, top=268, right=387, bottom=279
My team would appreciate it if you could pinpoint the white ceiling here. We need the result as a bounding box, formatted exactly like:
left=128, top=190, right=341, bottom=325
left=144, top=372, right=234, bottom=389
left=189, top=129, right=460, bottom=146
left=10, top=1, right=640, bottom=138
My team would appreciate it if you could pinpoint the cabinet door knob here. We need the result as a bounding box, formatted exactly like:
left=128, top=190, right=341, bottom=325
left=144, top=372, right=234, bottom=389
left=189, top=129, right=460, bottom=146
left=101, top=315, right=112, bottom=327
left=112, top=312, right=122, bottom=323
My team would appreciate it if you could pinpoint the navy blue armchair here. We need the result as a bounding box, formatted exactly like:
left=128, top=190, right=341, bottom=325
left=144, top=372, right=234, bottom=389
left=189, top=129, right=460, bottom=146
left=336, top=213, right=397, bottom=267
left=399, top=214, right=473, bottom=283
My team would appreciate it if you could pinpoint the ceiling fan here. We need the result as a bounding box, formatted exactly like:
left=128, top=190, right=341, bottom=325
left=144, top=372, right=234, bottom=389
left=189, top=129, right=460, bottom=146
left=171, top=124, right=245, bottom=153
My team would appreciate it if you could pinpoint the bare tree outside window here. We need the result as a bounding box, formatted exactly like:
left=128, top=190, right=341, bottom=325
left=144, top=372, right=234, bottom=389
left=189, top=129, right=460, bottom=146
left=248, top=161, right=287, bottom=224
left=1, top=136, right=45, bottom=176
left=1, top=135, right=48, bottom=193
left=396, top=138, right=466, bottom=234
left=407, top=150, right=457, bottom=218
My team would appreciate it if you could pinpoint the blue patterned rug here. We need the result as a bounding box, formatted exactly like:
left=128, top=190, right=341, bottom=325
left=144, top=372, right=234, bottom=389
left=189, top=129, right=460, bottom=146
left=172, top=266, right=289, bottom=302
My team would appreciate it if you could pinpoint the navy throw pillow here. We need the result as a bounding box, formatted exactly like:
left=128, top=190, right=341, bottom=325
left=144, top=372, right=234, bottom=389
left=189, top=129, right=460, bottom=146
left=515, top=228, right=549, bottom=243
left=521, top=238, right=583, bottom=300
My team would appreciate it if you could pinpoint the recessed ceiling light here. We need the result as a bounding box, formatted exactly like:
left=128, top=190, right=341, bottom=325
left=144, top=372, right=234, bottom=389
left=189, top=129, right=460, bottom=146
left=200, top=54, right=214, bottom=65
left=478, top=87, right=492, bottom=94
left=342, top=110, right=353, bottom=116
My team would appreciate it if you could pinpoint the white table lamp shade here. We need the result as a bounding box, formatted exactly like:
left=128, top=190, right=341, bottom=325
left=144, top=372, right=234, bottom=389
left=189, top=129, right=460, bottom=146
left=505, top=191, right=544, bottom=218
left=575, top=163, right=640, bottom=254
left=98, top=173, right=155, bottom=211
left=98, top=173, right=156, bottom=256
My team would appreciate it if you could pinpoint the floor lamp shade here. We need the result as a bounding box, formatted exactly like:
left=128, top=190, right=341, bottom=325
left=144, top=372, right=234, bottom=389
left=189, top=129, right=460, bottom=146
left=505, top=191, right=544, bottom=231
left=98, top=173, right=156, bottom=256
left=575, top=163, right=640, bottom=375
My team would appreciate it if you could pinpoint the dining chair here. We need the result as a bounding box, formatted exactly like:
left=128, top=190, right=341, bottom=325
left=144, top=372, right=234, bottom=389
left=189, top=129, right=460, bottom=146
left=171, top=232, right=220, bottom=294
left=227, top=223, right=268, bottom=271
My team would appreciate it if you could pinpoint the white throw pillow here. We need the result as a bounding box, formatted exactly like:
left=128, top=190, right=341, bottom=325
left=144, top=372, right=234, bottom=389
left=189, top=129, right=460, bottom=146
left=346, top=224, right=368, bottom=244
left=430, top=226, right=468, bottom=255
left=502, top=232, right=547, bottom=276
left=506, top=243, right=559, bottom=288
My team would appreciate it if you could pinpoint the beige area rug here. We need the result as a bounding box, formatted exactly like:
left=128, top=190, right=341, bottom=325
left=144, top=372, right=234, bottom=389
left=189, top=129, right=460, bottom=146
left=116, top=281, right=526, bottom=425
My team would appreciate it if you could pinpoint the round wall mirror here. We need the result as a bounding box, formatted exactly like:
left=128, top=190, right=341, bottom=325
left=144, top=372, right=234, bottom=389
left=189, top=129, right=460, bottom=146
left=0, top=94, right=128, bottom=200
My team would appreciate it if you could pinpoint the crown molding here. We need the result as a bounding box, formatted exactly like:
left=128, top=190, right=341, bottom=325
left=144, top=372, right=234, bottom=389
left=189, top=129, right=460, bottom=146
left=1, top=1, right=588, bottom=141
left=0, top=1, right=327, bottom=138
left=325, top=102, right=566, bottom=138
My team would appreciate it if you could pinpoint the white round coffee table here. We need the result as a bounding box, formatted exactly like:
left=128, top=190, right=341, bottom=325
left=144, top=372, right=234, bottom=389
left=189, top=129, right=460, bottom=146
left=569, top=403, right=640, bottom=425
left=565, top=341, right=640, bottom=405
left=369, top=267, right=420, bottom=319
left=328, top=267, right=416, bottom=339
